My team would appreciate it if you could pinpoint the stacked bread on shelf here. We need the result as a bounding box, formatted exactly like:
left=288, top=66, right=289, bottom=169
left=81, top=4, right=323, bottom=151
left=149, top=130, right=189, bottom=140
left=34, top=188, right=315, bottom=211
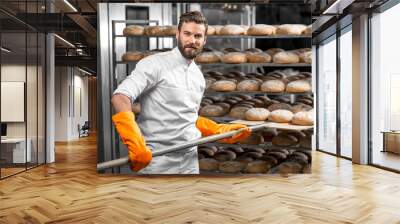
left=122, top=24, right=310, bottom=37
left=204, top=69, right=312, bottom=93
left=198, top=142, right=312, bottom=174
left=199, top=90, right=314, bottom=125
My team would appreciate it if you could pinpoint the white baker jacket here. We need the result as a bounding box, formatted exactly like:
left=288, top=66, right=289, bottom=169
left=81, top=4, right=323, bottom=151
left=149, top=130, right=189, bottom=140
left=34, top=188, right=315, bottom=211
left=113, top=47, right=205, bottom=174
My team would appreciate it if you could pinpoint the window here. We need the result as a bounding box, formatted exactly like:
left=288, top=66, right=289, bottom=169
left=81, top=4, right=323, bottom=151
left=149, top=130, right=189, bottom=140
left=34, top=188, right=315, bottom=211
left=339, top=27, right=352, bottom=158
left=317, top=35, right=337, bottom=154
left=370, top=3, right=400, bottom=171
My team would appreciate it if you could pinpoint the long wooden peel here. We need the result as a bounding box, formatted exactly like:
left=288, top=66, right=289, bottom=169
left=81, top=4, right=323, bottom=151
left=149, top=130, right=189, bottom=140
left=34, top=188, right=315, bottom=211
left=96, top=123, right=270, bottom=171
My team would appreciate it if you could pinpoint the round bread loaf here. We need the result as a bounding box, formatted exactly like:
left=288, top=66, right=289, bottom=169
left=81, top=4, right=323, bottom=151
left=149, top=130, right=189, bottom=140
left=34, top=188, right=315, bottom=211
left=199, top=105, right=226, bottom=117
left=245, top=147, right=266, bottom=154
left=273, top=51, right=300, bottom=64
left=199, top=158, right=219, bottom=171
left=278, top=162, right=303, bottom=174
left=245, top=48, right=263, bottom=53
left=237, top=80, right=260, bottom=91
left=211, top=80, right=237, bottom=92
left=276, top=24, right=308, bottom=35
left=292, top=111, right=314, bottom=126
left=195, top=52, right=221, bottom=63
left=260, top=80, right=286, bottom=92
left=246, top=52, right=272, bottom=63
left=207, top=25, right=216, bottom=35
left=162, top=25, right=177, bottom=36
left=214, top=102, right=231, bottom=113
left=214, top=150, right=236, bottom=162
left=247, top=24, right=276, bottom=36
left=222, top=52, right=247, bottom=64
left=260, top=155, right=278, bottom=166
left=269, top=109, right=294, bottom=123
left=245, top=160, right=271, bottom=173
left=286, top=80, right=311, bottom=93
left=220, top=25, right=246, bottom=35
left=219, top=161, right=244, bottom=173
left=198, top=147, right=216, bottom=157
left=299, top=51, right=312, bottom=63
left=122, top=51, right=144, bottom=62
left=272, top=134, right=298, bottom=147
left=224, top=146, right=244, bottom=154
left=205, top=78, right=216, bottom=90
left=266, top=48, right=285, bottom=57
left=229, top=106, right=250, bottom=119
left=299, top=137, right=311, bottom=148
left=235, top=156, right=254, bottom=165
left=267, top=103, right=292, bottom=112
left=238, top=133, right=264, bottom=145
left=132, top=102, right=141, bottom=114
left=213, top=25, right=223, bottom=35
left=242, top=151, right=263, bottom=160
left=302, top=25, right=312, bottom=35
left=144, top=26, right=166, bottom=36
left=123, top=25, right=144, bottom=36
left=291, top=104, right=313, bottom=113
left=266, top=151, right=287, bottom=161
left=244, top=108, right=270, bottom=121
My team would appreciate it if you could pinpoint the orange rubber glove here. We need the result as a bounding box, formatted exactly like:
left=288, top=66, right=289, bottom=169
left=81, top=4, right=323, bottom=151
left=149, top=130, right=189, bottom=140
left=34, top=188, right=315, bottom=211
left=196, top=116, right=251, bottom=144
left=112, top=111, right=152, bottom=171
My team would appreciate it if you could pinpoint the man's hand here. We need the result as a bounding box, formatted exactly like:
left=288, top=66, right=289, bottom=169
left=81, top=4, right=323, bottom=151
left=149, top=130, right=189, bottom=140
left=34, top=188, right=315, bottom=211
left=196, top=116, right=251, bottom=144
left=112, top=111, right=152, bottom=171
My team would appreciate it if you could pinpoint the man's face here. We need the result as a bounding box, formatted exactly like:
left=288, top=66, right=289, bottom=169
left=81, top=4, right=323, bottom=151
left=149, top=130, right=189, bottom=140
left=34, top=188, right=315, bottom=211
left=176, top=22, right=207, bottom=60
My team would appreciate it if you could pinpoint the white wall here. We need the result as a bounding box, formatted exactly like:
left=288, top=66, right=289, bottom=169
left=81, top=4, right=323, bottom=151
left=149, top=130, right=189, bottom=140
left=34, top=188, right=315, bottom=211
left=54, top=66, right=89, bottom=141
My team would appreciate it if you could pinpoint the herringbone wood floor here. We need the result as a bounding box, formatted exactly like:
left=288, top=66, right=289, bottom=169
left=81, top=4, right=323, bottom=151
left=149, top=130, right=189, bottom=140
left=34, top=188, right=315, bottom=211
left=1, top=135, right=400, bottom=224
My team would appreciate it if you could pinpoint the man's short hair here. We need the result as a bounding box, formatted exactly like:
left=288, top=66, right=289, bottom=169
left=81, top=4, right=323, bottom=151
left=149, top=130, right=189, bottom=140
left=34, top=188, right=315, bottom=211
left=178, top=11, right=208, bottom=34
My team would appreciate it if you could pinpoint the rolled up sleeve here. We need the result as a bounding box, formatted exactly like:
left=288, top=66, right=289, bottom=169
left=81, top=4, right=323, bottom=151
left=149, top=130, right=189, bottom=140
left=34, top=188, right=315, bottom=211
left=113, top=57, right=160, bottom=102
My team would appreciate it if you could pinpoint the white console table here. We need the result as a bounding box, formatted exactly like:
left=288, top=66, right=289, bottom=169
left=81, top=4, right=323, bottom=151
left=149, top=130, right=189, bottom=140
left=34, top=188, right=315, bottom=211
left=1, top=138, right=31, bottom=163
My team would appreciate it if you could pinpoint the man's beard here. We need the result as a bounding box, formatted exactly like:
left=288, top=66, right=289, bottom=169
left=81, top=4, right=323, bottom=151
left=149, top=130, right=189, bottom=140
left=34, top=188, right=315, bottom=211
left=177, top=38, right=203, bottom=60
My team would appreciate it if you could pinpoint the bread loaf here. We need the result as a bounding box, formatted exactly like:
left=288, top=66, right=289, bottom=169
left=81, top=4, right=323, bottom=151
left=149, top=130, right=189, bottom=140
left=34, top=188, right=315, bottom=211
left=222, top=52, right=247, bottom=64
left=211, top=80, right=237, bottom=92
left=266, top=48, right=285, bottom=57
left=246, top=52, right=272, bottom=63
left=237, top=80, right=260, bottom=91
left=195, top=52, right=221, bottom=63
left=244, top=108, right=270, bottom=121
left=291, top=103, right=313, bottom=113
left=238, top=133, right=264, bottom=145
left=292, top=111, right=314, bottom=126
left=198, top=147, right=216, bottom=157
left=260, top=155, right=278, bottom=166
left=242, top=151, right=263, bottom=160
left=144, top=26, right=166, bottom=36
left=199, top=158, right=219, bottom=171
left=247, top=24, right=276, bottom=36
left=199, top=105, right=226, bottom=117
left=269, top=109, right=294, bottom=123
left=266, top=151, right=287, bottom=162
left=267, top=103, right=292, bottom=112
left=214, top=150, right=236, bottom=162
left=122, top=51, right=144, bottom=62
left=207, top=25, right=216, bottom=35
left=220, top=25, right=246, bottom=35
left=272, top=134, right=298, bottom=147
left=299, top=51, right=312, bottom=63
left=123, top=25, right=144, bottom=36
left=299, top=137, right=311, bottom=148
left=276, top=24, right=308, bottom=35
left=273, top=51, right=300, bottom=64
left=213, top=25, right=223, bottom=35
left=278, top=162, right=303, bottom=174
left=162, top=25, right=177, bottom=36
left=302, top=25, right=312, bottom=35
left=286, top=79, right=311, bottom=93
left=219, top=161, right=244, bottom=173
left=245, top=160, right=271, bottom=173
left=228, top=107, right=249, bottom=119
left=260, top=80, right=286, bottom=92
